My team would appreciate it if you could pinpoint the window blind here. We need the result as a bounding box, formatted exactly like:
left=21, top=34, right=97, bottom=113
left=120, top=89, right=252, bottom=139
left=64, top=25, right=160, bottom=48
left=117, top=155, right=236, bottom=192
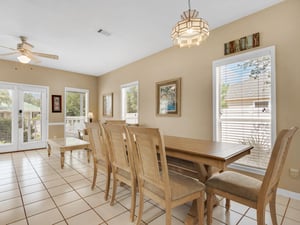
left=213, top=47, right=276, bottom=169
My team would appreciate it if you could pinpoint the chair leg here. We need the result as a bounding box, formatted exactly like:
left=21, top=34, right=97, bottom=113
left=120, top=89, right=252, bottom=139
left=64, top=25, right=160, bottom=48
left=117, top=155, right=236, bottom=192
left=269, top=193, right=278, bottom=225
left=165, top=205, right=172, bottom=225
left=225, top=198, right=230, bottom=211
left=91, top=160, right=97, bottom=190
left=104, top=167, right=111, bottom=201
left=110, top=172, right=117, bottom=206
left=129, top=180, right=136, bottom=222
left=257, top=205, right=266, bottom=225
left=196, top=192, right=204, bottom=225
left=136, top=188, right=144, bottom=225
left=206, top=191, right=213, bottom=225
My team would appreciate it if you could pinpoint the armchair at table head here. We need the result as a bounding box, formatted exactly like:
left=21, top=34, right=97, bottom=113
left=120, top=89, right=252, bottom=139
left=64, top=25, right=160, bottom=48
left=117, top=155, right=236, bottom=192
left=205, top=126, right=298, bottom=225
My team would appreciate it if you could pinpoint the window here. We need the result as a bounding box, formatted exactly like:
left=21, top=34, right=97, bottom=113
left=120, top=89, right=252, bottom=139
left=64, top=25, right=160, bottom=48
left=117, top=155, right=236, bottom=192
left=121, top=81, right=139, bottom=124
left=213, top=46, right=276, bottom=170
left=65, top=88, right=89, bottom=137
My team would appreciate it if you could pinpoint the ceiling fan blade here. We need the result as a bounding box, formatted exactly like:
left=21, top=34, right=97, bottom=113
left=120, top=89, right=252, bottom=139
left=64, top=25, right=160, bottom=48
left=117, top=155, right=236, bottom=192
left=30, top=56, right=41, bottom=63
left=0, top=45, right=17, bottom=51
left=0, top=52, right=18, bottom=56
left=32, top=52, right=59, bottom=60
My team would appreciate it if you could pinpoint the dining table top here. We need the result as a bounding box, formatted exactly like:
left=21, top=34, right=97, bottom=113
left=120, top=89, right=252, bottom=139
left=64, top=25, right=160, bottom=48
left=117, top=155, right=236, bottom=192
left=164, top=135, right=253, bottom=169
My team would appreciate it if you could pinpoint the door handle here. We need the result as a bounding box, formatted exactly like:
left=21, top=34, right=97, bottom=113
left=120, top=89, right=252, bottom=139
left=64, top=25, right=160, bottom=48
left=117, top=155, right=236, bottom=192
left=18, top=109, right=22, bottom=128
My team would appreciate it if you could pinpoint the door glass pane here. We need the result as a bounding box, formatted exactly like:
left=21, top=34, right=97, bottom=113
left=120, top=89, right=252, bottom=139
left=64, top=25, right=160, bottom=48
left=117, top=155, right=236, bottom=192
left=23, top=91, right=42, bottom=143
left=0, top=88, right=13, bottom=145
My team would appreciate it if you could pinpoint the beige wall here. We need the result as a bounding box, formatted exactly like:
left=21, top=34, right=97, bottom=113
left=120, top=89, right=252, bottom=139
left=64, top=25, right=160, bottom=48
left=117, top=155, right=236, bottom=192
left=98, top=0, right=300, bottom=192
left=0, top=60, right=98, bottom=138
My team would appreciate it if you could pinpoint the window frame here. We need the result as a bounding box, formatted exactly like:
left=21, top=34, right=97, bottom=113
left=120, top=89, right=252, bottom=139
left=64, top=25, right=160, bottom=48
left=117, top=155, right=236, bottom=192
left=64, top=87, right=89, bottom=137
left=212, top=46, right=276, bottom=174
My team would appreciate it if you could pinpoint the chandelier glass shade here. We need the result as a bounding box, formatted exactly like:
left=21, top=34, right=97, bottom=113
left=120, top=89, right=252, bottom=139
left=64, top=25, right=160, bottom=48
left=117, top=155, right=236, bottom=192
left=171, top=1, right=209, bottom=48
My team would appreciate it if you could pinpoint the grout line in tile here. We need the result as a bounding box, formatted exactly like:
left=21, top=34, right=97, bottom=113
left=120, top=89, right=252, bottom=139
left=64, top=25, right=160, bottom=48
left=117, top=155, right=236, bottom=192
left=280, top=197, right=291, bottom=225
left=24, top=151, right=68, bottom=224
left=11, top=152, right=29, bottom=225
left=236, top=207, right=250, bottom=225
left=35, top=149, right=107, bottom=223
left=103, top=209, right=131, bottom=224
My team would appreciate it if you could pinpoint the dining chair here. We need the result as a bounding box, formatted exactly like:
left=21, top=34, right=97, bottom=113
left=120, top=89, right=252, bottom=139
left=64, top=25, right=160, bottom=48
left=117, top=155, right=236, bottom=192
left=206, top=126, right=298, bottom=225
left=102, top=123, right=137, bottom=222
left=85, top=122, right=111, bottom=201
left=126, top=126, right=205, bottom=225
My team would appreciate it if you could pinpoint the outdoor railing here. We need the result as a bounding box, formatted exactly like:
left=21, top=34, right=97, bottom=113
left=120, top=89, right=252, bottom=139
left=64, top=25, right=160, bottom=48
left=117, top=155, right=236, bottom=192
left=65, top=116, right=87, bottom=137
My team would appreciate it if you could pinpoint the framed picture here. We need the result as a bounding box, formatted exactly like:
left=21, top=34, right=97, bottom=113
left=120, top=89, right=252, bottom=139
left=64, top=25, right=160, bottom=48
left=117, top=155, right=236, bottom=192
left=156, top=78, right=181, bottom=117
left=103, top=93, right=113, bottom=117
left=52, top=95, right=62, bottom=113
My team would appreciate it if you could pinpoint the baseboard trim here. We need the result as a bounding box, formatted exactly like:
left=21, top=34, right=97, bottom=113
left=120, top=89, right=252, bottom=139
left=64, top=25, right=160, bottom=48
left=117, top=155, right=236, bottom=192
left=278, top=188, right=300, bottom=200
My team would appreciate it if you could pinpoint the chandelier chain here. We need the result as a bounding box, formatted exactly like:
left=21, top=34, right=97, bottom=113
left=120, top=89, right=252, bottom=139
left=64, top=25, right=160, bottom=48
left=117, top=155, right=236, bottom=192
left=188, top=0, right=191, bottom=18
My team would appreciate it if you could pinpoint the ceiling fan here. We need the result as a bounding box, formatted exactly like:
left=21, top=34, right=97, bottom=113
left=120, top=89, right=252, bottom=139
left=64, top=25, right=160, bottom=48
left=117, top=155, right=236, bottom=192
left=0, top=36, right=59, bottom=64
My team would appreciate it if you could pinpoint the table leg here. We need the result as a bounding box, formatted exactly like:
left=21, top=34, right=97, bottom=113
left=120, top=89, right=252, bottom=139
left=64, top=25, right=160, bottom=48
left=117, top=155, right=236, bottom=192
left=87, top=148, right=90, bottom=163
left=184, top=214, right=195, bottom=225
left=194, top=163, right=209, bottom=183
left=60, top=152, right=65, bottom=169
left=47, top=143, right=51, bottom=157
left=184, top=201, right=197, bottom=225
left=184, top=164, right=220, bottom=225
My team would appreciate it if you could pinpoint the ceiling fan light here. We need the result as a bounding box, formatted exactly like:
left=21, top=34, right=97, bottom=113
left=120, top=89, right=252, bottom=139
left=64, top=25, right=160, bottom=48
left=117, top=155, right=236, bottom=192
left=17, top=55, right=31, bottom=64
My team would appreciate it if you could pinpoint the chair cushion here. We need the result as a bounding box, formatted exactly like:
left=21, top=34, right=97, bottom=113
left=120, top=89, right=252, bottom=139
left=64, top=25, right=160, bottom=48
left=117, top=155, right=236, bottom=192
left=170, top=172, right=205, bottom=201
left=205, top=171, right=262, bottom=202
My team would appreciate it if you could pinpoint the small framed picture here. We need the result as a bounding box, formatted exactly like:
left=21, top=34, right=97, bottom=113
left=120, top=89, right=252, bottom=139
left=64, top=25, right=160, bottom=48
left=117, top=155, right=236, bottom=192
left=252, top=32, right=260, bottom=47
left=52, top=95, right=62, bottom=113
left=156, top=78, right=181, bottom=117
left=239, top=36, right=247, bottom=51
left=103, top=93, right=113, bottom=117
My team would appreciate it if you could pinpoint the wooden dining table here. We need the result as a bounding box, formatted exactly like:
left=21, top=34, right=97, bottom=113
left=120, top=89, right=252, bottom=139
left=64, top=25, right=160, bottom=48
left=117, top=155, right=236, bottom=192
left=163, top=135, right=253, bottom=225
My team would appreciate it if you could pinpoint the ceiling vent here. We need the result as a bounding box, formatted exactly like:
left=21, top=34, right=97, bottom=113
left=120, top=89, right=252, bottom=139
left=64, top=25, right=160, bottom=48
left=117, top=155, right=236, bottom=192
left=97, top=29, right=111, bottom=36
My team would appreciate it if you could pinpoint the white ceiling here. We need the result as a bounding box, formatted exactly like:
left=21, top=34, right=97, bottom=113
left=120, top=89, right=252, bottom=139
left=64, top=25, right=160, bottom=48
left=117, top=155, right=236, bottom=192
left=0, top=0, right=283, bottom=76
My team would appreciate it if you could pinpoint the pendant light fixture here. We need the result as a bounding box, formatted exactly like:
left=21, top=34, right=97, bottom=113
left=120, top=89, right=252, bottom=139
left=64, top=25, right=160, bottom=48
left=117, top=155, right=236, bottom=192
left=171, top=0, right=209, bottom=48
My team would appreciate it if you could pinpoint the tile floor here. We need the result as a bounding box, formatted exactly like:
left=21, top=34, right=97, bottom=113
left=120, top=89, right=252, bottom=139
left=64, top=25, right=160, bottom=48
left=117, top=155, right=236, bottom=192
left=0, top=149, right=299, bottom=225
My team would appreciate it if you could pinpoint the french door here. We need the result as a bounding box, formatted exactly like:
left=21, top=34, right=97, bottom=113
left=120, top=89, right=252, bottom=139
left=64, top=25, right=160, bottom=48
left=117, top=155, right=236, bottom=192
left=0, top=82, right=48, bottom=152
